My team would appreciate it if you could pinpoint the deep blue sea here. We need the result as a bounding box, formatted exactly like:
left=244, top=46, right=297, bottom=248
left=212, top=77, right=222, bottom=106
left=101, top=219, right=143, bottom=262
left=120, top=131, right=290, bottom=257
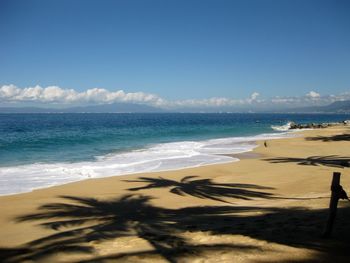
left=0, top=113, right=349, bottom=195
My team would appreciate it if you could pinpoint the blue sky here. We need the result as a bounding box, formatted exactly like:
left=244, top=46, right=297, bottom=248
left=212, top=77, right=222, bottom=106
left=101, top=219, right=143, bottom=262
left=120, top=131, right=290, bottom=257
left=0, top=0, right=349, bottom=109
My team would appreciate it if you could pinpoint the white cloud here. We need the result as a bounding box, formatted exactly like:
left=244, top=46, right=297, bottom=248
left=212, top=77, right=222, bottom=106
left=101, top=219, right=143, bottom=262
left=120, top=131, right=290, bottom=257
left=0, top=84, right=21, bottom=98
left=0, top=85, right=164, bottom=106
left=0, top=84, right=247, bottom=108
left=246, top=92, right=260, bottom=104
left=306, top=91, right=321, bottom=99
left=250, top=92, right=260, bottom=100
left=267, top=91, right=350, bottom=107
left=1, top=85, right=349, bottom=110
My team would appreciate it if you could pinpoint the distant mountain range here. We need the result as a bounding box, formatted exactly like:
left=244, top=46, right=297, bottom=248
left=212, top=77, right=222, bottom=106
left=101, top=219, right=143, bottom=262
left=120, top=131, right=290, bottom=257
left=281, top=100, right=350, bottom=113
left=0, top=103, right=164, bottom=113
left=0, top=100, right=350, bottom=113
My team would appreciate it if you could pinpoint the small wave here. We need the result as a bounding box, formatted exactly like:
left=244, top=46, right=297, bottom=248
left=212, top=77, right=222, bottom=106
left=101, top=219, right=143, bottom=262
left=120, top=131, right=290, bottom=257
left=271, top=122, right=293, bottom=131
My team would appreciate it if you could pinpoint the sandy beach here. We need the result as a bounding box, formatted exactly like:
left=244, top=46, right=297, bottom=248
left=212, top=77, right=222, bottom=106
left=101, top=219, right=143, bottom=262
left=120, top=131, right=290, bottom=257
left=1, top=125, right=350, bottom=263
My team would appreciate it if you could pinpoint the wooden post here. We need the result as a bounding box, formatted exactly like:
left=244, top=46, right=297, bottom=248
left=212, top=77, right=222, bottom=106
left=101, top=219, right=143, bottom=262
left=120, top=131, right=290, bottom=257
left=322, top=172, right=341, bottom=238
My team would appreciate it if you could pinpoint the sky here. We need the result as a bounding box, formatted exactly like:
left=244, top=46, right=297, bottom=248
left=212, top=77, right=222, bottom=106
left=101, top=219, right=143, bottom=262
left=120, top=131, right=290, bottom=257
left=0, top=0, right=349, bottom=110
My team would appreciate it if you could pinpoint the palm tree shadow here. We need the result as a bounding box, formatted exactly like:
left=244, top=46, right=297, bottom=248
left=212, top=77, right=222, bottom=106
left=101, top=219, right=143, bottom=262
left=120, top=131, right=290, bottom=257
left=0, top=194, right=260, bottom=263
left=306, top=134, right=350, bottom=142
left=265, top=155, right=350, bottom=168
left=125, top=176, right=275, bottom=203
left=1, top=194, right=350, bottom=262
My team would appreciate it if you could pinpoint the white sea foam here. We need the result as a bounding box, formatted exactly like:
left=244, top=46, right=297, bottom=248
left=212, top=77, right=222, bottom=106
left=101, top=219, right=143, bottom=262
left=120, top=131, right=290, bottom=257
left=271, top=122, right=293, bottom=131
left=0, top=132, right=294, bottom=195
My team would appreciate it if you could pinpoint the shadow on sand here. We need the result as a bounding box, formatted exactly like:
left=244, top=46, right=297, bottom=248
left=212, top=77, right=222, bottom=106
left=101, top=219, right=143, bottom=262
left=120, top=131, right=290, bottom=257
left=1, top=191, right=350, bottom=262
left=265, top=155, right=350, bottom=168
left=125, top=176, right=327, bottom=202
left=306, top=134, right=350, bottom=142
left=125, top=175, right=275, bottom=203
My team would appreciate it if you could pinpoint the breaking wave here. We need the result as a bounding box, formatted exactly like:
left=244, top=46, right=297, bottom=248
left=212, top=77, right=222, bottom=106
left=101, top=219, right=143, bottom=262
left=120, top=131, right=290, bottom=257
left=0, top=132, right=292, bottom=195
left=271, top=122, right=293, bottom=131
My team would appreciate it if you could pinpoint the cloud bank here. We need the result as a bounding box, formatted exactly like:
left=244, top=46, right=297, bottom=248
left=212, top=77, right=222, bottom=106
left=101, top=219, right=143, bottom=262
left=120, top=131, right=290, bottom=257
left=0, top=84, right=165, bottom=106
left=1, top=84, right=349, bottom=110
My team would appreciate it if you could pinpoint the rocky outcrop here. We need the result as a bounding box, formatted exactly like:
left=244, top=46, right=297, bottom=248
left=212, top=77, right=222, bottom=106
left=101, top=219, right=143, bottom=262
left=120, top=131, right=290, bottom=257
left=289, top=120, right=350, bottom=130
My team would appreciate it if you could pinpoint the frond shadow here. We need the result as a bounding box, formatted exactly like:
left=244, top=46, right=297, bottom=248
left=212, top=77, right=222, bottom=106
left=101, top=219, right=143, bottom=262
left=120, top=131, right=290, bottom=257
left=306, top=134, right=350, bottom=142
left=265, top=155, right=350, bottom=168
left=125, top=176, right=275, bottom=203
left=1, top=194, right=350, bottom=262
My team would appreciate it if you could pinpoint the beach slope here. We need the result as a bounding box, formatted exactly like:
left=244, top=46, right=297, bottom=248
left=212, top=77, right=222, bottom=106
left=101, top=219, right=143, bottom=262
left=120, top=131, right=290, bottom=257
left=1, top=126, right=350, bottom=262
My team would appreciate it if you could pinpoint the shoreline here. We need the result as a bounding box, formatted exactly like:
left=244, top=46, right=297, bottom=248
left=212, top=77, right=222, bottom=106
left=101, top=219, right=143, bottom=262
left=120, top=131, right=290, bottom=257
left=224, top=150, right=263, bottom=159
left=1, top=125, right=350, bottom=262
left=0, top=127, right=336, bottom=198
left=0, top=130, right=296, bottom=197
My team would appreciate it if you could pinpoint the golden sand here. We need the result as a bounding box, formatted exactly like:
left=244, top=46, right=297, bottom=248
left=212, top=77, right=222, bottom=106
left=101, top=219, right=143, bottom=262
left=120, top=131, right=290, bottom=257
left=1, top=126, right=350, bottom=262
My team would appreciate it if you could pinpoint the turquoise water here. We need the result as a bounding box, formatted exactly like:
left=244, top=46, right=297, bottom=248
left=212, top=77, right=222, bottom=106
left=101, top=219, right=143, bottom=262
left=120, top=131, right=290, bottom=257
left=0, top=113, right=348, bottom=195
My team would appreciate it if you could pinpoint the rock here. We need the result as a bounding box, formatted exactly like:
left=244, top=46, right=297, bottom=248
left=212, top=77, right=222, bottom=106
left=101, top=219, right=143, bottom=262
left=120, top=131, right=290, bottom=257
left=288, top=121, right=347, bottom=130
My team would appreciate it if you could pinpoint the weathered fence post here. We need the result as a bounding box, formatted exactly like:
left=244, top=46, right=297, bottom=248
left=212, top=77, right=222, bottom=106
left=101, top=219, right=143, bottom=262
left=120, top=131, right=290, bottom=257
left=322, top=172, right=341, bottom=238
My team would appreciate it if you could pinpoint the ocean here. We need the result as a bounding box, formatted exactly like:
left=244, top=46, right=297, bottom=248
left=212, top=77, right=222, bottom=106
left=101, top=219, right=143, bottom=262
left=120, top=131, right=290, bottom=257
left=0, top=113, right=348, bottom=195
